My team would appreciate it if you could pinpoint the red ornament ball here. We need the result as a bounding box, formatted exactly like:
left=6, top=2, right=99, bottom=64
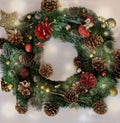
left=78, top=25, right=90, bottom=38
left=34, top=21, right=53, bottom=40
left=80, top=72, right=97, bottom=89
left=25, top=43, right=32, bottom=53
left=102, top=71, right=107, bottom=77
left=19, top=67, right=29, bottom=78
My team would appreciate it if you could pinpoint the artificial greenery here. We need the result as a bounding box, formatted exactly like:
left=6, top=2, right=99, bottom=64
left=0, top=6, right=119, bottom=115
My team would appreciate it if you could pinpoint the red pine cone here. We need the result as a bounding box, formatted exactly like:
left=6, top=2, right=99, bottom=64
left=80, top=72, right=97, bottom=89
left=34, top=21, right=53, bottom=40
left=78, top=25, right=90, bottom=38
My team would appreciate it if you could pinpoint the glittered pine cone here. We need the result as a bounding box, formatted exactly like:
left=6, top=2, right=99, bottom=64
left=19, top=54, right=34, bottom=67
left=6, top=29, right=23, bottom=45
left=114, top=63, right=120, bottom=78
left=15, top=103, right=28, bottom=114
left=44, top=103, right=59, bottom=116
left=18, top=80, right=31, bottom=96
left=114, top=49, right=120, bottom=63
left=39, top=64, right=53, bottom=78
left=92, top=100, right=107, bottom=114
left=1, top=78, right=10, bottom=92
left=64, top=88, right=79, bottom=103
left=72, top=82, right=87, bottom=95
left=84, top=34, right=104, bottom=50
left=0, top=38, right=6, bottom=49
left=41, top=0, right=58, bottom=12
left=92, top=57, right=106, bottom=71
left=80, top=72, right=97, bottom=89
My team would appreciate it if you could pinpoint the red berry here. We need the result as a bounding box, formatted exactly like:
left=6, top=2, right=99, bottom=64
left=19, top=67, right=29, bottom=78
left=102, top=71, right=107, bottom=77
left=25, top=43, right=32, bottom=52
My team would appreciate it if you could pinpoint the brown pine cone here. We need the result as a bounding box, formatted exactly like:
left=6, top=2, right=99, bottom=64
left=39, top=64, right=53, bottom=78
left=72, top=82, right=87, bottom=95
left=114, top=49, right=120, bottom=63
left=0, top=38, right=6, bottom=49
left=92, top=57, right=106, bottom=71
left=64, top=88, right=78, bottom=103
left=114, top=63, right=120, bottom=78
left=18, top=80, right=31, bottom=96
left=15, top=103, right=28, bottom=114
left=1, top=78, right=10, bottom=92
left=84, top=34, right=104, bottom=50
left=73, top=55, right=83, bottom=68
left=41, top=0, right=58, bottom=12
left=92, top=100, right=107, bottom=114
left=6, top=29, right=23, bottom=45
left=44, top=103, right=59, bottom=116
left=19, top=54, right=34, bottom=67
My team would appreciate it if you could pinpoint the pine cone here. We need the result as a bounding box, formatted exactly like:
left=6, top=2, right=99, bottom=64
left=68, top=7, right=80, bottom=17
left=18, top=80, right=31, bottom=96
left=64, top=88, right=78, bottom=103
left=44, top=103, right=59, bottom=116
left=39, top=64, right=53, bottom=78
left=19, top=54, right=34, bottom=67
left=1, top=78, right=10, bottom=92
left=6, top=29, right=23, bottom=45
left=72, top=82, right=87, bottom=95
left=84, top=34, right=104, bottom=50
left=41, top=0, right=58, bottom=12
left=92, top=100, right=107, bottom=114
left=0, top=38, right=6, bottom=49
left=114, top=63, right=120, bottom=78
left=92, top=57, right=106, bottom=71
left=114, top=49, right=120, bottom=63
left=73, top=55, right=83, bottom=68
left=15, top=103, right=28, bottom=114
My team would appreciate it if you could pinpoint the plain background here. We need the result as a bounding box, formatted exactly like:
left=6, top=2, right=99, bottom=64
left=0, top=0, right=120, bottom=123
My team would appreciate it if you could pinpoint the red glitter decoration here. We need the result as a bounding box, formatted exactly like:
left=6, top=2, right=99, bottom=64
left=80, top=72, right=97, bottom=89
left=78, top=25, right=90, bottom=38
left=34, top=19, right=53, bottom=40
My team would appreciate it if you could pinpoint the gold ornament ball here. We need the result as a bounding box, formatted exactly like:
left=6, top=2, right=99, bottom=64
left=106, top=18, right=116, bottom=28
left=101, top=23, right=107, bottom=28
left=27, top=15, right=32, bottom=19
left=66, top=25, right=71, bottom=30
left=29, top=35, right=33, bottom=40
left=6, top=60, right=10, bottom=65
left=89, top=54, right=94, bottom=58
left=109, top=88, right=118, bottom=96
left=7, top=83, right=13, bottom=90
left=98, top=16, right=106, bottom=22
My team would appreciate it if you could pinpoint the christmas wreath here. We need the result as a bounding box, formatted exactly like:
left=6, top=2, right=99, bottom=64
left=0, top=0, right=119, bottom=116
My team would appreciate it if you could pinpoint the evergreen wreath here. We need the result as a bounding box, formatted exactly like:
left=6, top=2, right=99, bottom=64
left=0, top=0, right=119, bottom=116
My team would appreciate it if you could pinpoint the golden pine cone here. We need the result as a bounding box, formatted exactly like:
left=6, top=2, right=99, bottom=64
left=19, top=54, right=34, bottom=67
left=72, top=82, right=87, bottom=95
left=64, top=88, right=78, bottom=103
left=1, top=78, right=10, bottom=92
left=114, top=49, right=120, bottom=63
left=41, top=0, right=58, bottom=12
left=114, top=63, right=120, bottom=78
left=18, top=80, right=31, bottom=96
left=0, top=38, right=5, bottom=49
left=92, top=57, right=106, bottom=71
left=39, top=64, right=53, bottom=78
left=44, top=103, right=59, bottom=116
left=84, top=34, right=104, bottom=50
left=92, top=100, right=107, bottom=114
left=15, top=103, right=28, bottom=114
left=6, top=29, right=23, bottom=45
